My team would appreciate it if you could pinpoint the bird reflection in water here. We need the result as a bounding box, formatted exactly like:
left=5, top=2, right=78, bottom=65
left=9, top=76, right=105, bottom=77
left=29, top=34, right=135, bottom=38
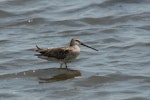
left=38, top=68, right=81, bottom=83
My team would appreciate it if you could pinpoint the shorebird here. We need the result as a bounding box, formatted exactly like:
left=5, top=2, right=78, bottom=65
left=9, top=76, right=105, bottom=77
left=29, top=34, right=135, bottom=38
left=35, top=38, right=98, bottom=68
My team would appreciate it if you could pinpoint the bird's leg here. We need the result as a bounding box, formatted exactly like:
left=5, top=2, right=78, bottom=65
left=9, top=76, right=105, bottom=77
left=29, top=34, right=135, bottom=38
left=65, top=63, right=68, bottom=69
left=60, top=63, right=63, bottom=68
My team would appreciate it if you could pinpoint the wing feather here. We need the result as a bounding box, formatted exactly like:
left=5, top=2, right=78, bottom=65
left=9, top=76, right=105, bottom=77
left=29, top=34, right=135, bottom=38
left=35, top=46, right=70, bottom=59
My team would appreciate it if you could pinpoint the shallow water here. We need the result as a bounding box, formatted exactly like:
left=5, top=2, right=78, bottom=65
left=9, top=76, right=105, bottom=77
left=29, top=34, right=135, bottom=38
left=0, top=0, right=150, bottom=100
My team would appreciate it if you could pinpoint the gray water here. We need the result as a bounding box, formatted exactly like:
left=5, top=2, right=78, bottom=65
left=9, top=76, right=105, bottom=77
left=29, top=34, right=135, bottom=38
left=0, top=0, right=150, bottom=100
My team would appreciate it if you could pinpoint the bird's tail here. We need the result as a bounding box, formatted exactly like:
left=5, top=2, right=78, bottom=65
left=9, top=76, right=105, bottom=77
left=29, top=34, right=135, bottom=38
left=35, top=45, right=42, bottom=52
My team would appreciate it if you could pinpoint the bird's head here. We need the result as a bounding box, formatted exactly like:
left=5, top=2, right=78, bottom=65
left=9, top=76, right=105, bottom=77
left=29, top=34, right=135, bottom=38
left=70, top=38, right=98, bottom=51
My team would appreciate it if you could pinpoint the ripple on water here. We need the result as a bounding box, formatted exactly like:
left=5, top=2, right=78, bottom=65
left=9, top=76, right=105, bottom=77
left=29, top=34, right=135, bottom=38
left=0, top=0, right=150, bottom=100
left=0, top=10, right=15, bottom=18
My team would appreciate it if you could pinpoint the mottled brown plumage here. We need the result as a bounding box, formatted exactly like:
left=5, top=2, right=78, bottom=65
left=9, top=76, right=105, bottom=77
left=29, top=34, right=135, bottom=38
left=36, top=47, right=69, bottom=59
left=35, top=38, right=98, bottom=68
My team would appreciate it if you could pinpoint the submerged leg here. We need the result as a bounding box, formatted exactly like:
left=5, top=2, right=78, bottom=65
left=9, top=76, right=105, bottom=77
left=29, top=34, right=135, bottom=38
left=65, top=63, right=68, bottom=69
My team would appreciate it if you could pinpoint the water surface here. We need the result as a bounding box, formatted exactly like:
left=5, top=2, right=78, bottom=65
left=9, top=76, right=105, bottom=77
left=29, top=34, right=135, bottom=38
left=0, top=0, right=150, bottom=100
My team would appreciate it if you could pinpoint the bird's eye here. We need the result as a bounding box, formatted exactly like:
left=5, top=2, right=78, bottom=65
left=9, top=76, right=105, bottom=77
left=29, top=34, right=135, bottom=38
left=75, top=40, right=80, bottom=43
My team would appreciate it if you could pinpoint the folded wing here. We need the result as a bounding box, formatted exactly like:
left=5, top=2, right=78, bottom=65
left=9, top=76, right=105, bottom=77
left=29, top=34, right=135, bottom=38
left=35, top=45, right=70, bottom=60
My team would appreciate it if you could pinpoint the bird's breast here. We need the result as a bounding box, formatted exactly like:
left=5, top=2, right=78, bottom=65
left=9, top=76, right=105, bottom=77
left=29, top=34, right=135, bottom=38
left=65, top=46, right=80, bottom=61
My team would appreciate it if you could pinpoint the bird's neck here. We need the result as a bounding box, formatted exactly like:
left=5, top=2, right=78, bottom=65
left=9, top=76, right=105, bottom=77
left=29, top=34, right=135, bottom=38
left=72, top=45, right=80, bottom=51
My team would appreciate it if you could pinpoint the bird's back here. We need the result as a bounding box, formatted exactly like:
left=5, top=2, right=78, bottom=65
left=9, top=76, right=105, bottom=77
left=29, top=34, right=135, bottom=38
left=35, top=45, right=80, bottom=61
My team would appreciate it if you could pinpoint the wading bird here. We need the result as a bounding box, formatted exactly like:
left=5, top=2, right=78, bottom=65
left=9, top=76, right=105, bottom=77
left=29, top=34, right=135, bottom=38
left=35, top=38, right=98, bottom=68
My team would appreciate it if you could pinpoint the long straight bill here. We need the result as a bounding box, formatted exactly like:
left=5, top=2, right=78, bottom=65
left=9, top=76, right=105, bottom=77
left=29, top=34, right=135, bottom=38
left=81, top=43, right=98, bottom=51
